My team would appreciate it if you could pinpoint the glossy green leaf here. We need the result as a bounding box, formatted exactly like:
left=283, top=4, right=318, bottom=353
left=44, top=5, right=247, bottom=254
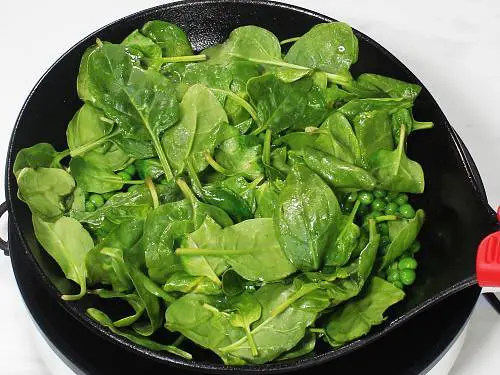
left=275, top=164, right=341, bottom=271
left=33, top=215, right=94, bottom=300
left=324, top=277, right=405, bottom=347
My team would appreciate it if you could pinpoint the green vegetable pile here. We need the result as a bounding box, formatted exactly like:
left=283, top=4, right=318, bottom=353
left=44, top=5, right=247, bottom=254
left=13, top=20, right=431, bottom=364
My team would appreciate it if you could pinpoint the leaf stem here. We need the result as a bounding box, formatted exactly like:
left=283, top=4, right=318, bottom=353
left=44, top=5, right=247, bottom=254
left=280, top=37, right=300, bottom=45
left=70, top=128, right=121, bottom=157
left=270, top=283, right=319, bottom=317
left=374, top=215, right=398, bottom=222
left=149, top=54, right=207, bottom=63
left=325, top=72, right=353, bottom=86
left=230, top=53, right=311, bottom=72
left=176, top=178, right=197, bottom=203
left=209, top=88, right=260, bottom=125
left=412, top=120, right=434, bottom=131
left=245, top=326, right=259, bottom=357
left=175, top=248, right=254, bottom=256
left=150, top=135, right=174, bottom=181
left=205, top=153, right=233, bottom=176
left=145, top=177, right=159, bottom=209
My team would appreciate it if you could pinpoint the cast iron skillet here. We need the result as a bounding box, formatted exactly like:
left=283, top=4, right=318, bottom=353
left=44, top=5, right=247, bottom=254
left=3, top=0, right=498, bottom=373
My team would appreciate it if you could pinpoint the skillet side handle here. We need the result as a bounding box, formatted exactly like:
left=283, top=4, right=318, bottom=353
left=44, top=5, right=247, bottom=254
left=477, top=207, right=500, bottom=288
left=0, top=202, right=8, bottom=256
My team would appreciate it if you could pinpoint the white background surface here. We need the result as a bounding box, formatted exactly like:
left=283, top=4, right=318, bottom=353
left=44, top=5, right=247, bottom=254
left=1, top=0, right=500, bottom=374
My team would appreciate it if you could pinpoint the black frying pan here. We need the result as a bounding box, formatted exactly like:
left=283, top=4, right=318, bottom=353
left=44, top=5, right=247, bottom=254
left=3, top=1, right=498, bottom=373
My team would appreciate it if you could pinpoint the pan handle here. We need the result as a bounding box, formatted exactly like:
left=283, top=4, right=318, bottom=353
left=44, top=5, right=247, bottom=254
left=477, top=206, right=500, bottom=288
left=0, top=202, right=8, bottom=256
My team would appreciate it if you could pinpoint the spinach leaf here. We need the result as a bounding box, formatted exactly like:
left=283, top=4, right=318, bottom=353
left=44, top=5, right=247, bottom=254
left=13, top=143, right=64, bottom=178
left=17, top=167, right=75, bottom=220
left=121, top=29, right=163, bottom=70
left=162, top=84, right=228, bottom=175
left=229, top=292, right=262, bottom=357
left=275, top=164, right=341, bottom=271
left=274, top=132, right=318, bottom=152
left=79, top=42, right=179, bottom=179
left=66, top=103, right=130, bottom=170
left=222, top=269, right=248, bottom=297
left=32, top=215, right=94, bottom=300
left=113, top=135, right=156, bottom=159
left=380, top=209, right=425, bottom=270
left=90, top=289, right=145, bottom=327
left=254, top=182, right=279, bottom=218
left=86, top=219, right=144, bottom=292
left=338, top=98, right=412, bottom=122
left=180, top=216, right=228, bottom=285
left=72, top=184, right=179, bottom=237
left=368, top=126, right=425, bottom=193
left=298, top=147, right=377, bottom=190
left=135, top=158, right=164, bottom=180
left=285, top=22, right=357, bottom=83
left=144, top=180, right=232, bottom=284
left=214, top=135, right=264, bottom=179
left=278, top=331, right=316, bottom=361
left=177, top=218, right=296, bottom=282
left=324, top=277, right=405, bottom=347
left=315, top=112, right=361, bottom=165
left=325, top=201, right=361, bottom=266
left=216, top=280, right=329, bottom=364
left=391, top=108, right=433, bottom=145
left=247, top=75, right=328, bottom=134
left=143, top=200, right=194, bottom=283
left=87, top=308, right=192, bottom=359
left=322, top=219, right=380, bottom=306
left=165, top=293, right=246, bottom=365
left=352, top=110, right=394, bottom=168
left=270, top=147, right=289, bottom=176
left=163, top=271, right=221, bottom=295
left=140, top=20, right=193, bottom=57
left=69, top=157, right=143, bottom=193
left=347, top=73, right=421, bottom=101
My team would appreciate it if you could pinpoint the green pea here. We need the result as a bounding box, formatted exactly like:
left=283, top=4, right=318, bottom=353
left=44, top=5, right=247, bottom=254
left=399, top=203, right=416, bottom=219
left=85, top=201, right=96, bottom=212
left=387, top=269, right=400, bottom=283
left=124, top=164, right=137, bottom=176
left=358, top=191, right=374, bottom=205
left=159, top=177, right=169, bottom=185
left=346, top=192, right=358, bottom=203
left=89, top=194, right=105, bottom=208
left=373, top=189, right=386, bottom=199
left=377, top=222, right=389, bottom=235
left=117, top=171, right=132, bottom=181
left=102, top=192, right=114, bottom=201
left=386, top=191, right=399, bottom=202
left=385, top=202, right=399, bottom=215
left=388, top=261, right=399, bottom=271
left=399, top=257, right=418, bottom=270
left=400, top=269, right=416, bottom=285
left=380, top=235, right=391, bottom=247
left=392, top=280, right=404, bottom=289
left=395, top=193, right=409, bottom=205
left=409, top=240, right=421, bottom=254
left=371, top=210, right=383, bottom=218
left=371, top=199, right=386, bottom=211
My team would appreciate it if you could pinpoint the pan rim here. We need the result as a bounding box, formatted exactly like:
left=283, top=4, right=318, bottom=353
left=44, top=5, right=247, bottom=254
left=4, top=0, right=494, bottom=372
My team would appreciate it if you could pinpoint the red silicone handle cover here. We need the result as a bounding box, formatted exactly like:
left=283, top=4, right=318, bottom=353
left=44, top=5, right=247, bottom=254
left=476, top=207, right=500, bottom=287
